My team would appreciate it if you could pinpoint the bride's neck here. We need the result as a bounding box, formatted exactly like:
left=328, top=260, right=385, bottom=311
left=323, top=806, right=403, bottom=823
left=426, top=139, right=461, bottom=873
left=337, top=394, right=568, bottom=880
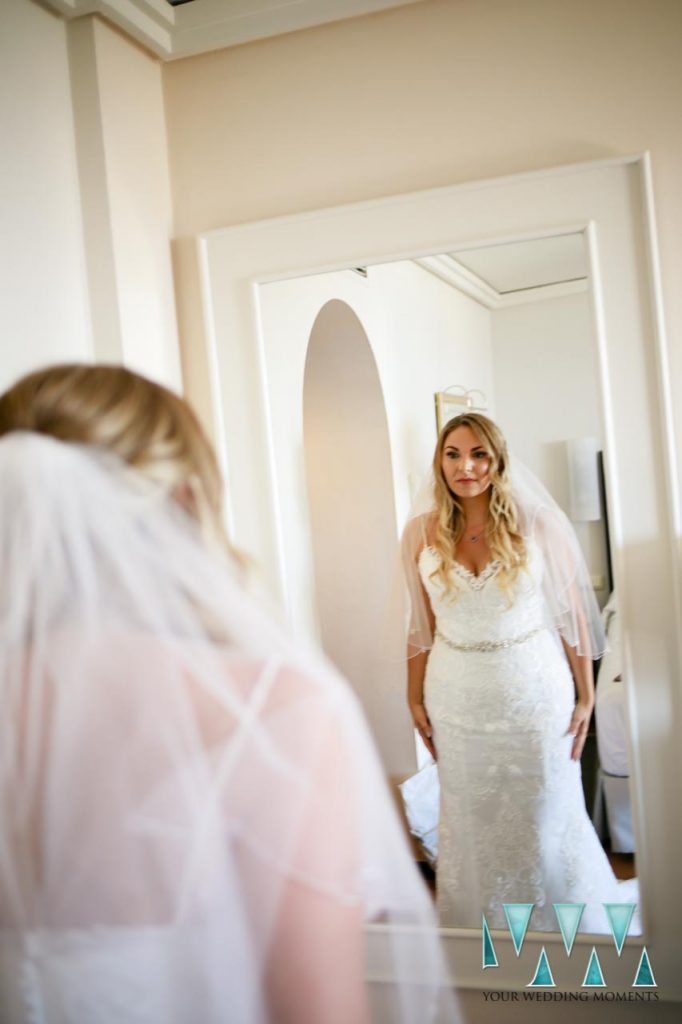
left=459, top=492, right=491, bottom=525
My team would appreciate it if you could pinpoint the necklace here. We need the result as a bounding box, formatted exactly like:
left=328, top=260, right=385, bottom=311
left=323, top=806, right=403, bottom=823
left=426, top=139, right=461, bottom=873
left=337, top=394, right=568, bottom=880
left=465, top=521, right=487, bottom=543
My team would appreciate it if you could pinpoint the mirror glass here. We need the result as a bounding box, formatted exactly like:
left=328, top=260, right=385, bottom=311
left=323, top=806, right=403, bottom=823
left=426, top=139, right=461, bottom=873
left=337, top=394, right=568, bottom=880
left=257, top=231, right=638, bottom=934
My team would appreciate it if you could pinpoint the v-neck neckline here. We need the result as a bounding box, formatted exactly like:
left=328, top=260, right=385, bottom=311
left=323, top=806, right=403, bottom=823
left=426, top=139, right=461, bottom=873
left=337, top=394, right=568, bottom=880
left=453, top=558, right=501, bottom=586
left=421, top=545, right=501, bottom=586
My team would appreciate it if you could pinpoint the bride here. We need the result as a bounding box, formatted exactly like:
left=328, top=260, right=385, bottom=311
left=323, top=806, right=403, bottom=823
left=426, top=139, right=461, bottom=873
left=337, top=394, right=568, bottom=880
left=0, top=363, right=454, bottom=1023
left=401, top=411, right=638, bottom=933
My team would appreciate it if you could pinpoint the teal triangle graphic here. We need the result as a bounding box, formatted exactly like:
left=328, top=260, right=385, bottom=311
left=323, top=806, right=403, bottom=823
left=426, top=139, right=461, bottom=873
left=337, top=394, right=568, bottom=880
left=604, top=903, right=636, bottom=956
left=502, top=903, right=534, bottom=956
left=527, top=946, right=555, bottom=987
left=553, top=903, right=585, bottom=956
left=582, top=947, right=606, bottom=987
left=633, top=946, right=657, bottom=987
left=482, top=913, right=498, bottom=969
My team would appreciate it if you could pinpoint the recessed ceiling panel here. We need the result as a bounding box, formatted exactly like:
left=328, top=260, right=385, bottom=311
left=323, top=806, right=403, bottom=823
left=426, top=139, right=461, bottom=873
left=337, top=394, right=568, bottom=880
left=451, top=234, right=587, bottom=294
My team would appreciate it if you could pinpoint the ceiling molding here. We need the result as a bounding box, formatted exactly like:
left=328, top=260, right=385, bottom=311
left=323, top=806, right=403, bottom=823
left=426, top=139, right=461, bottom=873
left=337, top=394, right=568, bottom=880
left=42, top=0, right=426, bottom=60
left=497, top=277, right=588, bottom=307
left=415, top=254, right=588, bottom=309
left=44, top=0, right=174, bottom=57
left=416, top=254, right=500, bottom=309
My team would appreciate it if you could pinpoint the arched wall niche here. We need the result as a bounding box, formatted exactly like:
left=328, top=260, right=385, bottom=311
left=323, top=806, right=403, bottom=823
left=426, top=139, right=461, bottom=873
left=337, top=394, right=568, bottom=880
left=303, top=299, right=414, bottom=775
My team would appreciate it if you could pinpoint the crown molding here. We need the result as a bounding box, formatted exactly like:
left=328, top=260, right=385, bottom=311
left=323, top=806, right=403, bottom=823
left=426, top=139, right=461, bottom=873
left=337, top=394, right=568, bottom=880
left=42, top=0, right=425, bottom=60
left=44, top=0, right=173, bottom=56
left=415, top=253, right=588, bottom=309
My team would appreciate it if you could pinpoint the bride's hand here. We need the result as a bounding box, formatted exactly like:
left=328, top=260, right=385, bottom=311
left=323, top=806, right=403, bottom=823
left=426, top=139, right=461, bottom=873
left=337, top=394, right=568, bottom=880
left=566, top=700, right=593, bottom=761
left=409, top=703, right=437, bottom=761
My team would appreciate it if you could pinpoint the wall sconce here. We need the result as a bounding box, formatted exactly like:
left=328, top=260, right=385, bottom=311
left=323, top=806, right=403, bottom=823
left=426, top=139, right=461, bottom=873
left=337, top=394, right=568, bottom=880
left=434, top=386, right=487, bottom=435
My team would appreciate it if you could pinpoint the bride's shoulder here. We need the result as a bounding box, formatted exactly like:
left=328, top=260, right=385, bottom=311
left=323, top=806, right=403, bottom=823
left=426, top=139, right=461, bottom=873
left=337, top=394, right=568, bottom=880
left=423, top=511, right=438, bottom=547
left=401, top=511, right=438, bottom=559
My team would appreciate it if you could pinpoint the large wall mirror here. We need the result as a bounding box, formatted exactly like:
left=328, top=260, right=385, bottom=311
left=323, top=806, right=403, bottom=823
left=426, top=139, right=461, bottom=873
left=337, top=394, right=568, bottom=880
left=196, top=157, right=680, bottom=996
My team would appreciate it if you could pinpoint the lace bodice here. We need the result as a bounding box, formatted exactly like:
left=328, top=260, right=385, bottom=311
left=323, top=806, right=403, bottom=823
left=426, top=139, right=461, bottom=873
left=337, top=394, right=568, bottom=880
left=418, top=539, right=547, bottom=646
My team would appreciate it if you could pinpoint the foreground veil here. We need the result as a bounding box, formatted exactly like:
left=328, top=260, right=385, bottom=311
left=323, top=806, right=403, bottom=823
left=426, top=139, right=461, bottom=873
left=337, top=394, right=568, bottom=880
left=398, top=456, right=607, bottom=661
left=0, top=433, right=455, bottom=1024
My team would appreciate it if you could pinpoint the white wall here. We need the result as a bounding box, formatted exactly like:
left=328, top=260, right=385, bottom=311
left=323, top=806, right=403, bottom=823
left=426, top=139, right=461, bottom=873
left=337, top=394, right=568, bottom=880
left=491, top=290, right=610, bottom=600
left=257, top=261, right=491, bottom=773
left=258, top=260, right=493, bottom=639
left=0, top=0, right=92, bottom=390
left=375, top=261, right=495, bottom=526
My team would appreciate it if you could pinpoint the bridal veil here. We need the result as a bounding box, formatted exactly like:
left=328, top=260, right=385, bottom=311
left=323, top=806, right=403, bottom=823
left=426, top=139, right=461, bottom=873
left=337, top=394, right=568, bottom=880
left=396, top=457, right=606, bottom=663
left=0, top=432, right=455, bottom=1023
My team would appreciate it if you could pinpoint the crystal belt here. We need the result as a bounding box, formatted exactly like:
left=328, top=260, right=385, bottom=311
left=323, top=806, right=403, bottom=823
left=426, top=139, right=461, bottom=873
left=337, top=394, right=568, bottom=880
left=435, top=626, right=543, bottom=653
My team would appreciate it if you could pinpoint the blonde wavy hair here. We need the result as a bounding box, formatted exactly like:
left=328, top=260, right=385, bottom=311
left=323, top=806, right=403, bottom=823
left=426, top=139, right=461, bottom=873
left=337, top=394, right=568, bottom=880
left=430, top=411, right=527, bottom=597
left=0, top=363, right=231, bottom=552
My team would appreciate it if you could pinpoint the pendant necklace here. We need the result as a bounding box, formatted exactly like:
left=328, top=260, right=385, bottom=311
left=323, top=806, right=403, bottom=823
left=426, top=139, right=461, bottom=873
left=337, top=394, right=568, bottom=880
left=466, top=522, right=487, bottom=544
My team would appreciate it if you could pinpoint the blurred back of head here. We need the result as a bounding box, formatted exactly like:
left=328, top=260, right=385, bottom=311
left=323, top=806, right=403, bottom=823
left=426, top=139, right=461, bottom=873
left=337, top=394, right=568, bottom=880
left=0, top=363, right=226, bottom=547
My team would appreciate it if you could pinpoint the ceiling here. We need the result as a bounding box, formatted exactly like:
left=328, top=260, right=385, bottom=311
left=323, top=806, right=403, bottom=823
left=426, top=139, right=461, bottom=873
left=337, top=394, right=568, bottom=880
left=415, top=233, right=589, bottom=309
left=44, top=0, right=428, bottom=60
left=451, top=234, right=588, bottom=295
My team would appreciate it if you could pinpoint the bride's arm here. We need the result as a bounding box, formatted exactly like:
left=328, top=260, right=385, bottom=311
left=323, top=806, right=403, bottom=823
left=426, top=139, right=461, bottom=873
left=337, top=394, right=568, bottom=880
left=407, top=576, right=437, bottom=761
left=191, top=659, right=371, bottom=1023
left=266, top=877, right=368, bottom=1024
left=401, top=516, right=438, bottom=760
left=263, top=671, right=371, bottom=1024
left=561, top=636, right=595, bottom=762
left=407, top=651, right=436, bottom=761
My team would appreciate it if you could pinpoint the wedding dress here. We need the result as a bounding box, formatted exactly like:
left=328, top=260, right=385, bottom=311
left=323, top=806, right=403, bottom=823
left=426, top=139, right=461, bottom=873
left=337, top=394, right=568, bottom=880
left=418, top=537, right=639, bottom=935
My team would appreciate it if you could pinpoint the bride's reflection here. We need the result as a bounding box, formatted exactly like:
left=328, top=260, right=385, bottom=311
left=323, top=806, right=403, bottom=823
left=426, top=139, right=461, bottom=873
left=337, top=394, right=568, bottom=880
left=258, top=231, right=639, bottom=933
left=400, top=410, right=638, bottom=932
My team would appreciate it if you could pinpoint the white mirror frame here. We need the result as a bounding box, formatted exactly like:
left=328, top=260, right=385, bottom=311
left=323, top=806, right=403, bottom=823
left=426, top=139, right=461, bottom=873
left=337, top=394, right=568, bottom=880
left=197, top=155, right=681, bottom=998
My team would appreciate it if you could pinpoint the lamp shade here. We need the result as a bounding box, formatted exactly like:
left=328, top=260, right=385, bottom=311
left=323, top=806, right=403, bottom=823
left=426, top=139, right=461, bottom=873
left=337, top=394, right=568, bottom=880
left=566, top=437, right=601, bottom=521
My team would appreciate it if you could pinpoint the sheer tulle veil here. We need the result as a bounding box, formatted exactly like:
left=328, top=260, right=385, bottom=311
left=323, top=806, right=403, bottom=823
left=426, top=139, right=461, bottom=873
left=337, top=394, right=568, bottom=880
left=391, top=455, right=606, bottom=663
left=0, top=432, right=456, bottom=1023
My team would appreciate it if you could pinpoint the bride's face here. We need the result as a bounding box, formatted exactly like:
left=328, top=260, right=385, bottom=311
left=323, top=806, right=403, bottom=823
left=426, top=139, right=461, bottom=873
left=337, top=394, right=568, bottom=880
left=441, top=425, right=492, bottom=500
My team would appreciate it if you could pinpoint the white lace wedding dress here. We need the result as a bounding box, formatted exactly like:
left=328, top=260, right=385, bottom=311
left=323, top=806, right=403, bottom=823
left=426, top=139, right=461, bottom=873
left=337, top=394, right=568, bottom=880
left=419, top=539, right=639, bottom=934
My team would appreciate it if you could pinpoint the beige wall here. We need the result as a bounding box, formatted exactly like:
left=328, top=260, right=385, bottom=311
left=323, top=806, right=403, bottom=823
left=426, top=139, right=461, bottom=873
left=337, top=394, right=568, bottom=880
left=70, top=16, right=181, bottom=388
left=89, top=19, right=181, bottom=387
left=1, top=0, right=92, bottom=390
left=163, top=0, right=682, bottom=482
left=2, top=2, right=180, bottom=392
left=164, top=0, right=682, bottom=230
